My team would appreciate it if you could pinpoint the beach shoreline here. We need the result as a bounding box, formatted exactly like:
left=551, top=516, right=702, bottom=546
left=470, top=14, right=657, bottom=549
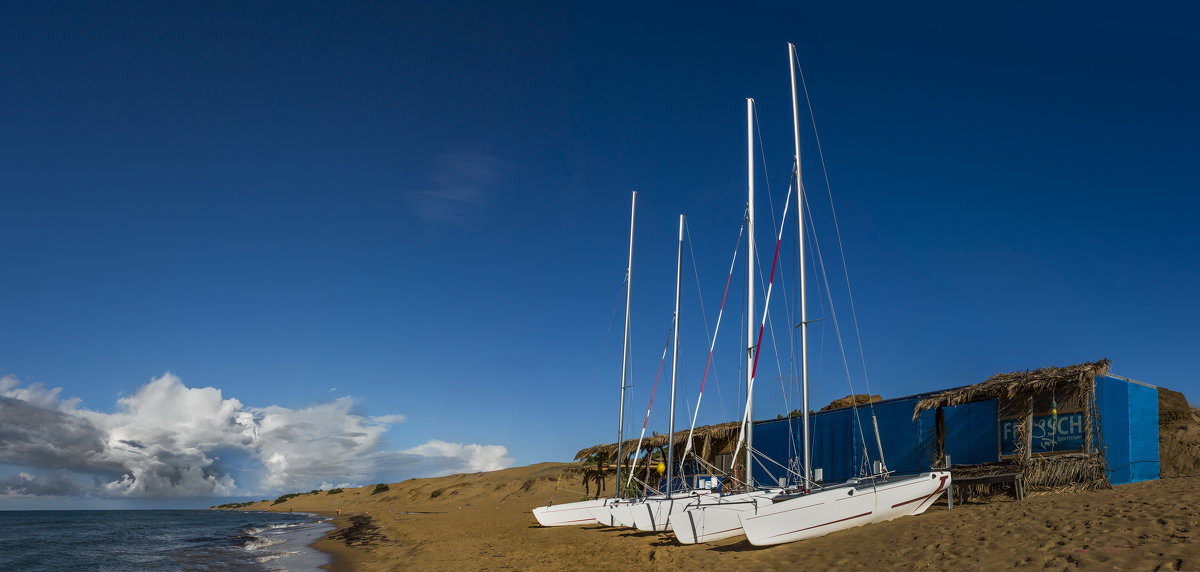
left=232, top=460, right=1200, bottom=571
left=310, top=515, right=364, bottom=572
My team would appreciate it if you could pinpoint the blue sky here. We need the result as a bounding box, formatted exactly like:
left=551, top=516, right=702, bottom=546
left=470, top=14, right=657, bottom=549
left=1, top=2, right=1197, bottom=507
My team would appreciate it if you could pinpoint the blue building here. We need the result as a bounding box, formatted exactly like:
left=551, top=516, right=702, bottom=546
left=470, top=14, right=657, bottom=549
left=751, top=359, right=1159, bottom=489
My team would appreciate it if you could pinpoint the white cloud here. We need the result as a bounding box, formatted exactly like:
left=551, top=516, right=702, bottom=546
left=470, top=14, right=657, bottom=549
left=0, top=375, right=79, bottom=410
left=252, top=398, right=398, bottom=491
left=0, top=373, right=512, bottom=498
left=403, top=439, right=512, bottom=473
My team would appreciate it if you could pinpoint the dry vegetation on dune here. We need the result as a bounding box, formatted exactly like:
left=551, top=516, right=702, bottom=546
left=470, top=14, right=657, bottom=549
left=231, top=391, right=1200, bottom=571
left=1160, top=388, right=1200, bottom=477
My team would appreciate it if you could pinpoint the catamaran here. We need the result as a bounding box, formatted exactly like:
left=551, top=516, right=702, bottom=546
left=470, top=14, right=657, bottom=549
left=591, top=212, right=722, bottom=532
left=624, top=214, right=690, bottom=533
left=670, top=96, right=789, bottom=544
left=734, top=43, right=950, bottom=547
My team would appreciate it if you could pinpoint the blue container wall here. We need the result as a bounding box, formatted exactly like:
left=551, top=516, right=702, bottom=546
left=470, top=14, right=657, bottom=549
left=749, top=410, right=862, bottom=485
left=808, top=407, right=861, bottom=483
left=749, top=375, right=1160, bottom=487
left=871, top=398, right=927, bottom=474
left=916, top=399, right=998, bottom=466
left=1097, top=375, right=1131, bottom=483
left=945, top=399, right=1000, bottom=465
left=748, top=417, right=800, bottom=486
left=751, top=396, right=939, bottom=484
left=1127, top=382, right=1160, bottom=482
left=1097, top=376, right=1160, bottom=485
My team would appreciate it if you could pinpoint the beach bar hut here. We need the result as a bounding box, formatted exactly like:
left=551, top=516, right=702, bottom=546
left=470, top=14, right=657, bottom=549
left=751, top=359, right=1160, bottom=494
left=574, top=422, right=745, bottom=494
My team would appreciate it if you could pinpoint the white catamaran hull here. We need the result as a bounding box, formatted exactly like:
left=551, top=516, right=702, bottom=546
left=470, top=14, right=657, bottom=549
left=589, top=499, right=640, bottom=527
left=669, top=489, right=781, bottom=544
left=739, top=472, right=950, bottom=546
left=532, top=498, right=609, bottom=527
left=633, top=491, right=712, bottom=532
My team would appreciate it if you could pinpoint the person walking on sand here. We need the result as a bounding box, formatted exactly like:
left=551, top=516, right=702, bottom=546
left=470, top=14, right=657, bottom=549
left=336, top=507, right=342, bottom=516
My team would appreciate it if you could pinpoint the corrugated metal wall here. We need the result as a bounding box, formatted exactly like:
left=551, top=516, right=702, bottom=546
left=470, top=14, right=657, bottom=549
left=746, top=416, right=799, bottom=486
left=872, top=397, right=929, bottom=474
left=752, top=395, right=945, bottom=484
left=1097, top=375, right=1161, bottom=484
left=808, top=406, right=862, bottom=483
left=945, top=399, right=1000, bottom=465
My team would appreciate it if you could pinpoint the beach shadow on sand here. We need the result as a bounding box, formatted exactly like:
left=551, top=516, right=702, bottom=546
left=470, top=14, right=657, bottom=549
left=528, top=524, right=624, bottom=530
left=617, top=530, right=663, bottom=538
left=708, top=540, right=767, bottom=552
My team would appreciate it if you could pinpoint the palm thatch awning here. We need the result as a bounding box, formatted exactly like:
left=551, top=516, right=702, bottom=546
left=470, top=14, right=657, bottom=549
left=911, top=359, right=1111, bottom=420
left=574, top=421, right=743, bottom=461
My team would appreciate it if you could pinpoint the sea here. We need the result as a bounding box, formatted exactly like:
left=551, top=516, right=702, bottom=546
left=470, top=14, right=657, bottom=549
left=0, top=510, right=334, bottom=571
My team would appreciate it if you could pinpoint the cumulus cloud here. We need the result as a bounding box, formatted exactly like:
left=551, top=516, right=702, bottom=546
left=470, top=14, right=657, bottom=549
left=0, top=373, right=512, bottom=498
left=0, top=375, right=80, bottom=410
left=408, top=149, right=503, bottom=226
left=403, top=440, right=512, bottom=474
left=0, top=396, right=121, bottom=477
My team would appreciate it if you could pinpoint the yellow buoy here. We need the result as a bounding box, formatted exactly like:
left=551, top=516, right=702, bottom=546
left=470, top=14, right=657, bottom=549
left=656, top=461, right=666, bottom=475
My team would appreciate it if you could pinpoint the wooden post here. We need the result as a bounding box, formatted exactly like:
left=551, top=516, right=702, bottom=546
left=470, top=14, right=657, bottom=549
left=945, top=454, right=954, bottom=510
left=1083, top=380, right=1095, bottom=453
left=1023, top=397, right=1034, bottom=461
left=935, top=406, right=946, bottom=465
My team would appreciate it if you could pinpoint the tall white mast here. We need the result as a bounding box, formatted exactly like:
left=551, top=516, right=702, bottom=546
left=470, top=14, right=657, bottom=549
left=616, top=191, right=636, bottom=493
left=788, top=42, right=810, bottom=486
left=745, top=97, right=756, bottom=488
left=666, top=214, right=684, bottom=498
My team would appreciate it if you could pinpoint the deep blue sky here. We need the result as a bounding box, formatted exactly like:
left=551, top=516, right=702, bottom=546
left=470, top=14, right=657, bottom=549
left=1, top=2, right=1197, bottom=504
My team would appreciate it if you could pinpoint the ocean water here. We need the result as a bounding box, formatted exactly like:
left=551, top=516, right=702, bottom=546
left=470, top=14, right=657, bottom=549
left=0, top=510, right=333, bottom=571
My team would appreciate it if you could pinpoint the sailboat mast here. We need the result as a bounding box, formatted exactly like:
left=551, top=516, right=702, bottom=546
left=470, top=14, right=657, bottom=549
left=616, top=190, right=636, bottom=493
left=788, top=42, right=811, bottom=487
left=666, top=214, right=683, bottom=499
left=745, top=97, right=756, bottom=488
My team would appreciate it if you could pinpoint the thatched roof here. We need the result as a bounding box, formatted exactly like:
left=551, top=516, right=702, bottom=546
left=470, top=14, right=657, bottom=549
left=911, top=359, right=1111, bottom=420
left=820, top=394, right=882, bottom=412
left=574, top=422, right=743, bottom=461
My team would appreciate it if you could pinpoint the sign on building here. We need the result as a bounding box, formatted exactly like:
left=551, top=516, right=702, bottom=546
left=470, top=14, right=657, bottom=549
left=1000, top=412, right=1085, bottom=455
left=998, top=389, right=1086, bottom=457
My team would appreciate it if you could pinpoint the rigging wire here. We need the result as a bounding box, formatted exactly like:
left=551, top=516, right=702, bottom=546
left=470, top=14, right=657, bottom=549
left=588, top=276, right=632, bottom=460
left=679, top=216, right=746, bottom=474
left=732, top=181, right=794, bottom=471
left=794, top=56, right=888, bottom=473
left=804, top=182, right=876, bottom=473
left=796, top=58, right=882, bottom=424
left=592, top=278, right=627, bottom=393
left=753, top=105, right=779, bottom=238
left=625, top=324, right=676, bottom=488
left=755, top=102, right=805, bottom=467
left=757, top=160, right=804, bottom=473
left=753, top=112, right=799, bottom=410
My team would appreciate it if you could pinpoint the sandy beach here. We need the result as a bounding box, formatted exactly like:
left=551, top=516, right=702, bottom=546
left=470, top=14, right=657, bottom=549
left=235, top=395, right=1200, bottom=571
left=237, top=466, right=1200, bottom=571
